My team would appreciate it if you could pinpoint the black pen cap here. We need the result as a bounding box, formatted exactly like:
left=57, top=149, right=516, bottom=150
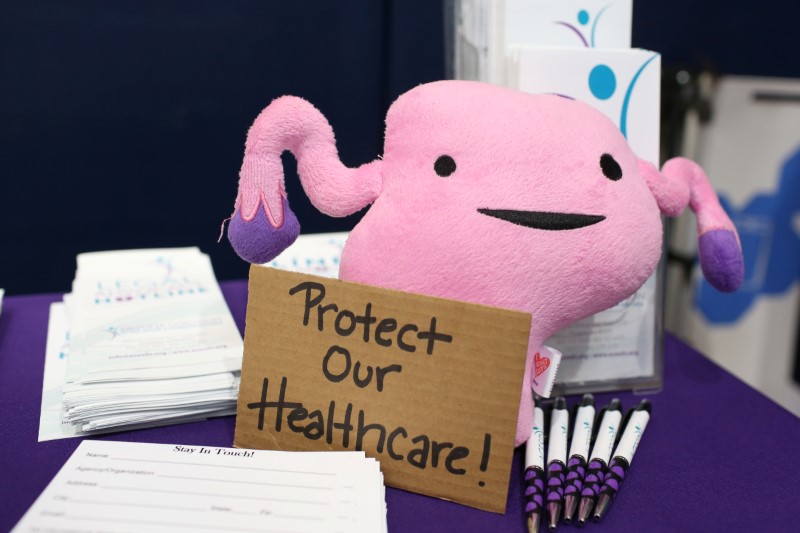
left=553, top=397, right=567, bottom=410
left=579, top=393, right=594, bottom=407
left=606, top=398, right=622, bottom=412
left=635, top=399, right=652, bottom=414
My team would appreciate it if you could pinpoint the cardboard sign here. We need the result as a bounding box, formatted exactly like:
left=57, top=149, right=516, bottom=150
left=234, top=266, right=531, bottom=513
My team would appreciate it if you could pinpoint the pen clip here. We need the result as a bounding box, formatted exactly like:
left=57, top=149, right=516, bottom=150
left=590, top=406, right=606, bottom=446
left=616, top=408, right=635, bottom=446
left=543, top=406, right=551, bottom=445
left=568, top=402, right=579, bottom=441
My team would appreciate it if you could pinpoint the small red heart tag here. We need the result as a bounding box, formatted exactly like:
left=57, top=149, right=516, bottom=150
left=534, top=352, right=550, bottom=378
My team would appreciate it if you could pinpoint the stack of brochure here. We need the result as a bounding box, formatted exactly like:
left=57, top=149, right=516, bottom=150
left=39, top=248, right=243, bottom=440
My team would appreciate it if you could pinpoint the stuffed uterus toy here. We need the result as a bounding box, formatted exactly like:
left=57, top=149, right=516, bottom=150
left=227, top=80, right=743, bottom=447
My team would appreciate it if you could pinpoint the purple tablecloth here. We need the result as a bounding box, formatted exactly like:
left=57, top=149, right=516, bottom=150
left=2, top=281, right=799, bottom=532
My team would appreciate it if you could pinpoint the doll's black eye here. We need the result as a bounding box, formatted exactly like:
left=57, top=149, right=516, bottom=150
left=600, top=153, right=622, bottom=181
left=434, top=155, right=456, bottom=177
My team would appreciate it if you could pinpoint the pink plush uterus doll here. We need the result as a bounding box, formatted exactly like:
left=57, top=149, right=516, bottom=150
left=227, top=80, right=743, bottom=447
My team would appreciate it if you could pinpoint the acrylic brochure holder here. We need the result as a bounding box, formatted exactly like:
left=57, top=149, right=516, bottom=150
left=446, top=0, right=664, bottom=395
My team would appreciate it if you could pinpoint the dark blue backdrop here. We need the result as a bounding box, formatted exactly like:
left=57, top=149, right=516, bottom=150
left=1, top=0, right=798, bottom=294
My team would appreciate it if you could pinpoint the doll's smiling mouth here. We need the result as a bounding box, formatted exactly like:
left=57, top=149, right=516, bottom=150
left=477, top=209, right=605, bottom=230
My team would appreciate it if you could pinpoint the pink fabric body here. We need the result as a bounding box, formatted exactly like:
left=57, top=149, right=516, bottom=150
left=340, top=83, right=662, bottom=444
left=230, top=80, right=743, bottom=446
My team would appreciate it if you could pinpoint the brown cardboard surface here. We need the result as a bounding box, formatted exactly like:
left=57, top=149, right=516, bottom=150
left=234, top=266, right=531, bottom=513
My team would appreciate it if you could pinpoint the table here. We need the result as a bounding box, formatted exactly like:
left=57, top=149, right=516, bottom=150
left=2, top=281, right=799, bottom=532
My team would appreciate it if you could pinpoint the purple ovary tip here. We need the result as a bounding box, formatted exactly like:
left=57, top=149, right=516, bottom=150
left=698, top=229, right=745, bottom=292
left=228, top=199, right=300, bottom=265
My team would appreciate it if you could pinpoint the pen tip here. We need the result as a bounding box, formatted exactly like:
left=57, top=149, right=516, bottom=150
left=563, top=495, right=577, bottom=522
left=637, top=399, right=652, bottom=413
left=593, top=494, right=612, bottom=521
left=553, top=397, right=567, bottom=410
left=580, top=393, right=594, bottom=407
left=547, top=502, right=562, bottom=529
left=608, top=398, right=622, bottom=411
left=577, top=497, right=594, bottom=524
left=528, top=513, right=540, bottom=533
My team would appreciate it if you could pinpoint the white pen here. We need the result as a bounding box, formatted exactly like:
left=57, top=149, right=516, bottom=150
left=545, top=397, right=569, bottom=530
left=524, top=405, right=546, bottom=533
left=577, top=398, right=623, bottom=523
left=594, top=399, right=652, bottom=521
left=562, top=394, right=595, bottom=522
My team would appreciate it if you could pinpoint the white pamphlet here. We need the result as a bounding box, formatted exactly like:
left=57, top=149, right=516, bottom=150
left=508, top=46, right=661, bottom=164
left=13, top=440, right=387, bottom=533
left=548, top=275, right=657, bottom=384
left=42, top=248, right=243, bottom=438
left=265, top=231, right=348, bottom=278
left=65, top=249, right=242, bottom=382
left=452, top=0, right=633, bottom=85
left=502, top=0, right=632, bottom=50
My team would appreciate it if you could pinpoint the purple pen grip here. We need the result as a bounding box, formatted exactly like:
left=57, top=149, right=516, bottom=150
left=580, top=459, right=608, bottom=499
left=546, top=461, right=566, bottom=502
left=598, top=457, right=629, bottom=498
left=524, top=466, right=546, bottom=514
left=564, top=456, right=587, bottom=496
